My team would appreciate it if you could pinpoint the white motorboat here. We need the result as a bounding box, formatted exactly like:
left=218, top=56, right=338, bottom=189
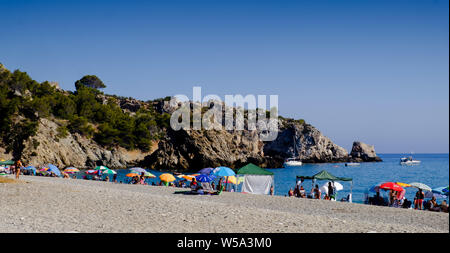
left=345, top=162, right=360, bottom=166
left=284, top=158, right=303, bottom=167
left=400, top=156, right=421, bottom=165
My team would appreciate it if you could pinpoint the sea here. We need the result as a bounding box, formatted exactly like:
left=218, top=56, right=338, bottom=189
left=76, top=153, right=449, bottom=204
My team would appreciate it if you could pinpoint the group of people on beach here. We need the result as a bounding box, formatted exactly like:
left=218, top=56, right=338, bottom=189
left=287, top=180, right=345, bottom=201
left=368, top=188, right=448, bottom=213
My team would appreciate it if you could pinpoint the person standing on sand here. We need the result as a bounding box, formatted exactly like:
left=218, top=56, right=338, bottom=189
left=328, top=182, right=334, bottom=200
left=217, top=178, right=223, bottom=191
left=415, top=189, right=425, bottom=210
left=270, top=186, right=274, bottom=195
left=15, top=160, right=23, bottom=180
left=113, top=174, right=117, bottom=183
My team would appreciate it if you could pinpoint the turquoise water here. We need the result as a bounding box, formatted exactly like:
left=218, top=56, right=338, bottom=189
left=76, top=154, right=449, bottom=204
left=266, top=153, right=449, bottom=203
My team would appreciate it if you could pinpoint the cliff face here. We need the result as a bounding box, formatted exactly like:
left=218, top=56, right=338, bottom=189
left=6, top=118, right=154, bottom=168
left=263, top=122, right=349, bottom=163
left=141, top=128, right=268, bottom=172
left=142, top=119, right=352, bottom=171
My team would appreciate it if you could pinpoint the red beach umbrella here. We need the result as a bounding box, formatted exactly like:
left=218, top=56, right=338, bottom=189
left=380, top=182, right=404, bottom=192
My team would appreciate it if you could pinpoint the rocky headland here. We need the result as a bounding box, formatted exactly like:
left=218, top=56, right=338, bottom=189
left=0, top=63, right=381, bottom=170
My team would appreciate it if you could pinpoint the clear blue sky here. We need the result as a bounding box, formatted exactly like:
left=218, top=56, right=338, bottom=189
left=1, top=0, right=448, bottom=153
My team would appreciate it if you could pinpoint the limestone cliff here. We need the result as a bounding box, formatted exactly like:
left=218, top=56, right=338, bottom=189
left=6, top=118, right=155, bottom=168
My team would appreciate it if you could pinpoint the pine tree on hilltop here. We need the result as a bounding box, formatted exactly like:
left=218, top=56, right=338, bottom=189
left=75, top=75, right=106, bottom=90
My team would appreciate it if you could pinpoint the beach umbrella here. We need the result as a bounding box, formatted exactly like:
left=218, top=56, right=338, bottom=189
left=129, top=167, right=146, bottom=173
left=141, top=171, right=156, bottom=178
left=46, top=164, right=61, bottom=176
left=95, top=166, right=109, bottom=171
left=64, top=167, right=79, bottom=174
left=425, top=191, right=447, bottom=199
left=177, top=175, right=195, bottom=181
left=195, top=174, right=216, bottom=183
left=224, top=175, right=237, bottom=184
left=126, top=173, right=140, bottom=177
left=159, top=173, right=176, bottom=183
left=408, top=182, right=432, bottom=192
left=368, top=182, right=384, bottom=193
left=23, top=166, right=37, bottom=175
left=379, top=182, right=403, bottom=192
left=101, top=169, right=117, bottom=175
left=432, top=187, right=449, bottom=196
left=396, top=182, right=412, bottom=188
left=130, top=169, right=155, bottom=178
left=320, top=182, right=344, bottom=194
left=198, top=168, right=214, bottom=175
left=213, top=167, right=235, bottom=177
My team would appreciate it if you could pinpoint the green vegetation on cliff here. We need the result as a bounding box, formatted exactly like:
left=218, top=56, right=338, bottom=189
left=0, top=64, right=168, bottom=159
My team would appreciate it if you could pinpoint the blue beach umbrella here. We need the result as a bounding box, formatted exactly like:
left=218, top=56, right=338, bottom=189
left=213, top=166, right=235, bottom=177
left=24, top=166, right=37, bottom=175
left=46, top=164, right=61, bottom=177
left=198, top=168, right=214, bottom=175
left=443, top=186, right=449, bottom=193
left=432, top=187, right=449, bottom=196
left=195, top=174, right=216, bottom=183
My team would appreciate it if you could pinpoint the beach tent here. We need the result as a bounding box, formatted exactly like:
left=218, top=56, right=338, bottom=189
left=237, top=163, right=274, bottom=195
left=296, top=170, right=353, bottom=202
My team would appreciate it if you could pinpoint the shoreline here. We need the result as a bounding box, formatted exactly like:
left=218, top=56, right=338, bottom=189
left=0, top=175, right=448, bottom=233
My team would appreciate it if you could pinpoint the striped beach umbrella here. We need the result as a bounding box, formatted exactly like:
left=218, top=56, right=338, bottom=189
left=64, top=167, right=80, bottom=174
left=408, top=182, right=432, bottom=192
left=195, top=174, right=216, bottom=183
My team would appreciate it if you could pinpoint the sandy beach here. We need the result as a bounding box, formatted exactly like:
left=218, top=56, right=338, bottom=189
left=0, top=175, right=448, bottom=233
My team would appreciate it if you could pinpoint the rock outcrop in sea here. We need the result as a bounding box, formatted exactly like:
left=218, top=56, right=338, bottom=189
left=348, top=141, right=382, bottom=162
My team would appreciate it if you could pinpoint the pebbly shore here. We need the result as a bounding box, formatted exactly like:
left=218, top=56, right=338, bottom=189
left=0, top=175, right=448, bottom=233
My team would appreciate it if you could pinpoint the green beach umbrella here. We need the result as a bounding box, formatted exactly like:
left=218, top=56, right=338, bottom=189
left=131, top=170, right=156, bottom=178
left=95, top=166, right=110, bottom=171
left=101, top=169, right=117, bottom=175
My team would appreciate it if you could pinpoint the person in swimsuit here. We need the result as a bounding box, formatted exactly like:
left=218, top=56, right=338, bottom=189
left=15, top=160, right=23, bottom=180
left=328, top=182, right=334, bottom=200
left=415, top=189, right=425, bottom=210
left=288, top=188, right=294, bottom=197
left=312, top=184, right=321, bottom=199
left=428, top=196, right=440, bottom=211
left=299, top=186, right=306, bottom=198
